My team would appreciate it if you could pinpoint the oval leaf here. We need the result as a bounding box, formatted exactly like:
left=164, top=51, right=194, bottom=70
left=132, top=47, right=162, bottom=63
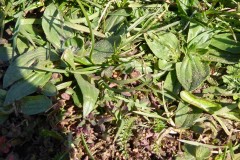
left=4, top=72, right=51, bottom=106
left=175, top=102, right=202, bottom=128
left=20, top=95, right=52, bottom=115
left=105, top=9, right=129, bottom=33
left=91, top=39, right=114, bottom=64
left=145, top=32, right=180, bottom=61
left=187, top=23, right=206, bottom=43
left=3, top=47, right=58, bottom=88
left=74, top=74, right=99, bottom=118
left=210, top=33, right=240, bottom=54
left=163, top=70, right=181, bottom=101
left=42, top=3, right=73, bottom=49
left=176, top=54, right=210, bottom=91
left=41, top=82, right=58, bottom=96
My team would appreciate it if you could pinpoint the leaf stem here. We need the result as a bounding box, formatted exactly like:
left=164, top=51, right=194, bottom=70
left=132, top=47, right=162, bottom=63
left=161, top=82, right=175, bottom=126
left=76, top=0, right=95, bottom=64
left=81, top=133, right=95, bottom=160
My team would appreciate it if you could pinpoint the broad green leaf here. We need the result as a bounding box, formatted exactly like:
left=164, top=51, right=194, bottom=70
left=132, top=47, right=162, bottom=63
left=175, top=102, right=202, bottom=128
left=0, top=11, right=3, bottom=27
left=187, top=23, right=206, bottom=43
left=74, top=55, right=92, bottom=65
left=210, top=33, right=240, bottom=54
left=124, top=60, right=152, bottom=74
left=214, top=103, right=239, bottom=115
left=3, top=47, right=58, bottom=88
left=145, top=32, right=180, bottom=61
left=42, top=3, right=73, bottom=49
left=4, top=72, right=51, bottom=106
left=203, top=47, right=240, bottom=64
left=183, top=144, right=211, bottom=160
left=188, top=30, right=214, bottom=50
left=0, top=47, right=13, bottom=61
left=64, top=37, right=83, bottom=49
left=176, top=154, right=195, bottom=160
left=0, top=89, right=8, bottom=118
left=179, top=139, right=223, bottom=149
left=105, top=9, right=129, bottom=33
left=16, top=37, right=34, bottom=54
left=176, top=0, right=189, bottom=15
left=176, top=0, right=199, bottom=15
left=107, top=24, right=127, bottom=49
left=158, top=59, right=174, bottom=71
left=56, top=81, right=73, bottom=91
left=61, top=48, right=75, bottom=70
left=41, top=82, right=58, bottom=96
left=74, top=74, right=99, bottom=118
left=91, top=39, right=114, bottom=64
left=217, top=111, right=240, bottom=122
left=180, top=91, right=222, bottom=114
left=144, top=33, right=162, bottom=59
left=163, top=70, right=181, bottom=101
left=71, top=87, right=82, bottom=107
left=214, top=103, right=240, bottom=121
left=20, top=95, right=52, bottom=115
left=18, top=25, right=46, bottom=54
left=64, top=21, right=105, bottom=38
left=176, top=54, right=210, bottom=91
left=19, top=24, right=46, bottom=46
